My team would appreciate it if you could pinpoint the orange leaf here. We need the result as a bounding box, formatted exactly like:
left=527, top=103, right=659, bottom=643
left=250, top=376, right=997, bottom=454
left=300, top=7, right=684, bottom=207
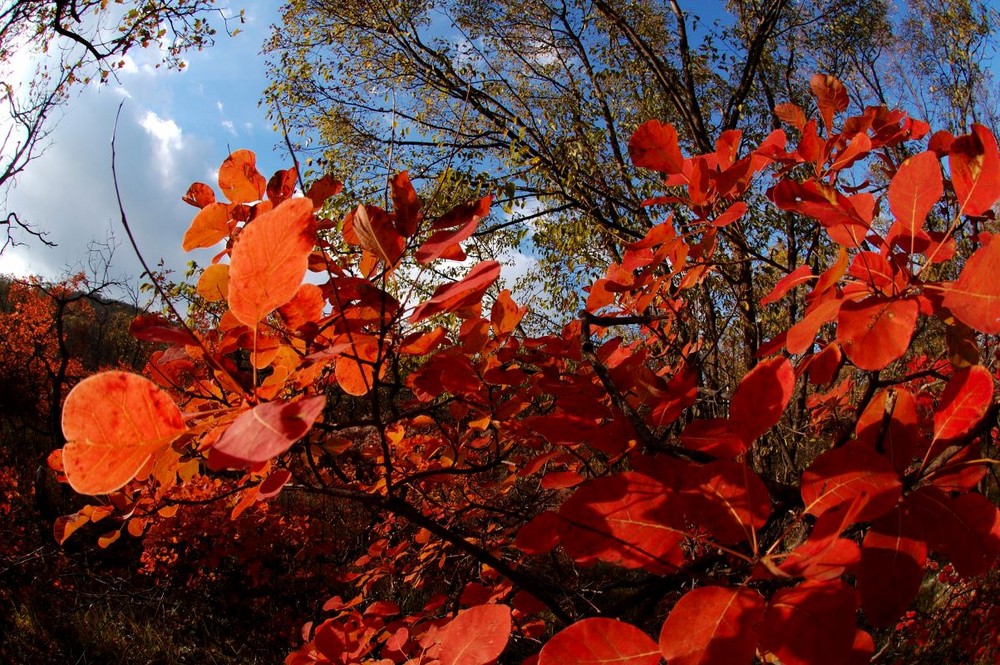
left=335, top=335, right=380, bottom=396
left=218, top=149, right=266, bottom=203
left=228, top=197, right=315, bottom=328
left=182, top=202, right=230, bottom=251
left=61, top=372, right=185, bottom=495
left=196, top=263, right=230, bottom=302
left=305, top=174, right=343, bottom=208
left=810, top=73, right=849, bottom=134
left=774, top=103, right=807, bottom=130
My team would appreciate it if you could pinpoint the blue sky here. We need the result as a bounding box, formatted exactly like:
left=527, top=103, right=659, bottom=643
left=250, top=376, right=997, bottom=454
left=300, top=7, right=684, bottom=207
left=0, top=2, right=286, bottom=290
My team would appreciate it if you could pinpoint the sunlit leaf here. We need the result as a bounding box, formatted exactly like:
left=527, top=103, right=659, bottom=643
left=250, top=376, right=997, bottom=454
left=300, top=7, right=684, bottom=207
left=933, top=365, right=993, bottom=441
left=182, top=202, right=230, bottom=251
left=729, top=356, right=794, bottom=446
left=950, top=124, right=1000, bottom=217
left=409, top=260, right=501, bottom=323
left=941, top=236, right=1000, bottom=334
left=228, top=197, right=315, bottom=327
left=630, top=120, right=684, bottom=174
left=836, top=297, right=918, bottom=370
left=218, top=149, right=266, bottom=203
left=62, top=371, right=185, bottom=495
left=888, top=151, right=941, bottom=237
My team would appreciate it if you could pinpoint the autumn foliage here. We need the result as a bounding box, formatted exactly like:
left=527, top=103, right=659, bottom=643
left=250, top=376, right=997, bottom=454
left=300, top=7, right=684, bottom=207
left=52, top=76, right=999, bottom=664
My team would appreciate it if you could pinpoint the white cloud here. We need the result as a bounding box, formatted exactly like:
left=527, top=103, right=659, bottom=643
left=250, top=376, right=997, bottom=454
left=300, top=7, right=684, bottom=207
left=118, top=55, right=139, bottom=75
left=216, top=101, right=224, bottom=113
left=0, top=246, right=45, bottom=279
left=140, top=111, right=184, bottom=181
left=222, top=119, right=237, bottom=136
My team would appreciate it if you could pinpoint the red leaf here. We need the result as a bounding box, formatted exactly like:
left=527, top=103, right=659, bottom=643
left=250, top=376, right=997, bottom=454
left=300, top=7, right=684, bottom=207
left=680, top=418, right=744, bottom=458
left=258, top=469, right=293, bottom=499
left=854, top=388, right=922, bottom=473
left=786, top=297, right=842, bottom=355
left=728, top=357, right=794, bottom=446
left=807, top=342, right=842, bottom=385
left=540, top=618, right=660, bottom=665
left=836, top=296, right=918, bottom=370
left=182, top=202, right=230, bottom=251
left=416, top=196, right=492, bottom=264
left=228, top=197, right=315, bottom=328
left=182, top=182, right=216, bottom=208
left=129, top=314, right=197, bottom=347
left=888, top=151, right=942, bottom=237
left=349, top=204, right=405, bottom=267
left=774, top=103, right=807, bottom=130
left=801, top=441, right=902, bottom=522
left=266, top=167, right=298, bottom=205
left=409, top=260, right=501, bottom=323
left=933, top=365, right=993, bottom=441
left=810, top=74, right=849, bottom=134
left=391, top=171, right=422, bottom=237
left=278, top=283, right=325, bottom=330
left=630, top=120, right=684, bottom=174
left=516, top=511, right=561, bottom=555
left=950, top=124, right=1000, bottom=216
left=218, top=149, right=266, bottom=203
left=760, top=580, right=870, bottom=665
left=711, top=201, right=747, bottom=227
left=777, top=499, right=862, bottom=581
left=760, top=265, right=813, bottom=306
left=558, top=472, right=684, bottom=573
left=61, top=372, right=185, bottom=495
left=208, top=396, right=326, bottom=469
left=686, top=461, right=771, bottom=546
left=438, top=604, right=511, bottom=665
left=858, top=504, right=927, bottom=627
left=768, top=180, right=869, bottom=247
left=305, top=175, right=343, bottom=208
left=659, top=586, right=765, bottom=665
left=942, top=236, right=1000, bottom=334
left=907, top=487, right=1000, bottom=577
left=490, top=289, right=527, bottom=336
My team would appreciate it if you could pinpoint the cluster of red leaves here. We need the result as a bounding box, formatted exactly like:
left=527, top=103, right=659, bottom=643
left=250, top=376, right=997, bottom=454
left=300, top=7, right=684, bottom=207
left=0, top=277, right=89, bottom=427
left=53, top=74, right=999, bottom=665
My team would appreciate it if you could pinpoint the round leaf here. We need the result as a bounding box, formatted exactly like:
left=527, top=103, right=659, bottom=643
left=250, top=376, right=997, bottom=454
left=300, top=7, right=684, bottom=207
left=61, top=371, right=185, bottom=495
